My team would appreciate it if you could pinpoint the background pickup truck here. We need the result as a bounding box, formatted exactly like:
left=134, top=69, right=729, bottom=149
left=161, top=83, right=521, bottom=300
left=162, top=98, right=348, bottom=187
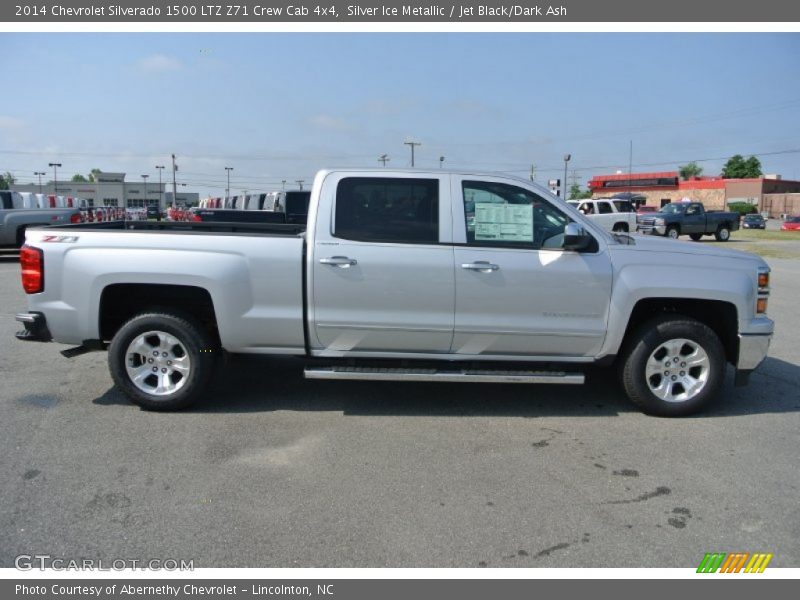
left=636, top=202, right=740, bottom=241
left=567, top=198, right=637, bottom=233
left=15, top=169, right=773, bottom=417
left=0, top=190, right=81, bottom=247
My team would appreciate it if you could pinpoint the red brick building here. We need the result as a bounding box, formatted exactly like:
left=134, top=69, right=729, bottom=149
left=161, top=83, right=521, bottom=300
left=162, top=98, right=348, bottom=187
left=588, top=171, right=800, bottom=216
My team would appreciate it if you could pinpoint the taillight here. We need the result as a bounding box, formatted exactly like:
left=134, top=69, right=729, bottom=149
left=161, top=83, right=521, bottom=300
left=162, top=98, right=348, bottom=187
left=191, top=213, right=202, bottom=222
left=20, top=245, right=44, bottom=294
left=70, top=213, right=81, bottom=224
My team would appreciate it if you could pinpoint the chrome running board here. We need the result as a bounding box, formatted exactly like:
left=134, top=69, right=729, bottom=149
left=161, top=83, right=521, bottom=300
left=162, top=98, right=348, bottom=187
left=304, top=366, right=584, bottom=385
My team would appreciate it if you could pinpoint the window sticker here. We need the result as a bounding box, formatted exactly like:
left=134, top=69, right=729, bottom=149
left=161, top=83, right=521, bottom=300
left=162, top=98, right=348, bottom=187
left=474, top=203, right=533, bottom=242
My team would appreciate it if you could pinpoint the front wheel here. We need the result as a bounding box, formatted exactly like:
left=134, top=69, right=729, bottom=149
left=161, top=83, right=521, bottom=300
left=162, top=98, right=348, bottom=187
left=666, top=226, right=680, bottom=239
left=715, top=225, right=731, bottom=241
left=108, top=312, right=218, bottom=410
left=620, top=316, right=725, bottom=417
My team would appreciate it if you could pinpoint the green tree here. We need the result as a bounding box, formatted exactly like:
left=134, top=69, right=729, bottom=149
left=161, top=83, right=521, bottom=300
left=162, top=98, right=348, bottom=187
left=743, top=156, right=763, bottom=178
left=678, top=161, right=703, bottom=180
left=0, top=171, right=16, bottom=190
left=88, top=168, right=102, bottom=182
left=722, top=154, right=763, bottom=179
left=569, top=183, right=592, bottom=200
left=71, top=174, right=89, bottom=182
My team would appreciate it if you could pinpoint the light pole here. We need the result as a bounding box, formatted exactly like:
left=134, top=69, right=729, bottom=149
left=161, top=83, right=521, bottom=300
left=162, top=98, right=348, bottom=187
left=439, top=156, right=445, bottom=169
left=156, top=165, right=165, bottom=210
left=225, top=166, right=233, bottom=200
left=281, top=180, right=286, bottom=192
left=296, top=180, right=304, bottom=191
left=141, top=174, right=151, bottom=218
left=563, top=154, right=571, bottom=199
left=34, top=171, right=46, bottom=194
left=48, top=162, right=61, bottom=196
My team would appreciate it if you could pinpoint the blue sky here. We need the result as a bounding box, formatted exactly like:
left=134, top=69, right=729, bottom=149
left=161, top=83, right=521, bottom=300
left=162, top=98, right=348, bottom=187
left=1, top=33, right=799, bottom=197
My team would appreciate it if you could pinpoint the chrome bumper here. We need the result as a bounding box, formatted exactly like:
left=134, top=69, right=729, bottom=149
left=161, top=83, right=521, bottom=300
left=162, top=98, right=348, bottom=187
left=737, top=333, right=771, bottom=371
left=733, top=333, right=771, bottom=386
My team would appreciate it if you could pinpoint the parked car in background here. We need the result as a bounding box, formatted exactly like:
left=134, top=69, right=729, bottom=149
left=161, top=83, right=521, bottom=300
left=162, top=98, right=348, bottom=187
left=780, top=216, right=800, bottom=231
left=0, top=190, right=81, bottom=247
left=566, top=198, right=637, bottom=232
left=742, top=214, right=766, bottom=229
left=637, top=202, right=739, bottom=241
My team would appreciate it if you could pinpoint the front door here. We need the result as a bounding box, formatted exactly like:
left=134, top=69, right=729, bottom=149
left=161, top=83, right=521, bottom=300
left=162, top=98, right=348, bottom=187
left=452, top=178, right=612, bottom=358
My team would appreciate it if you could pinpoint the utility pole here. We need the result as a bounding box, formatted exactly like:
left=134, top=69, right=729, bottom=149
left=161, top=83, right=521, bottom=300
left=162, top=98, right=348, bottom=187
left=48, top=162, right=61, bottom=196
left=378, top=154, right=389, bottom=167
left=628, top=140, right=633, bottom=193
left=563, top=154, right=571, bottom=199
left=529, top=164, right=536, bottom=181
left=155, top=165, right=165, bottom=210
left=404, top=140, right=421, bottom=167
left=171, top=154, right=178, bottom=206
left=224, top=166, right=233, bottom=199
left=295, top=180, right=304, bottom=191
left=439, top=156, right=445, bottom=169
left=34, top=171, right=46, bottom=194
left=281, top=180, right=286, bottom=192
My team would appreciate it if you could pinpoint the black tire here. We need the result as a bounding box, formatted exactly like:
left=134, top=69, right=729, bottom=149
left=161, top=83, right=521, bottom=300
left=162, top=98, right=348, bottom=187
left=108, top=311, right=218, bottom=411
left=714, top=225, right=731, bottom=241
left=612, top=223, right=629, bottom=233
left=666, top=226, right=680, bottom=239
left=619, top=315, right=725, bottom=417
left=689, top=233, right=703, bottom=241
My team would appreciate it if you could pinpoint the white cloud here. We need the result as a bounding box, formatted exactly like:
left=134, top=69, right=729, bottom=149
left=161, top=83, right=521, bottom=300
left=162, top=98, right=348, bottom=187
left=0, top=116, right=24, bottom=130
left=306, top=114, right=349, bottom=131
left=136, top=54, right=182, bottom=73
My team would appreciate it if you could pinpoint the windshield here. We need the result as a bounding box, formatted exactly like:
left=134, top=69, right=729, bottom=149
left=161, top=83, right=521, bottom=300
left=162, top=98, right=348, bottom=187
left=661, top=204, right=687, bottom=214
left=744, top=215, right=762, bottom=220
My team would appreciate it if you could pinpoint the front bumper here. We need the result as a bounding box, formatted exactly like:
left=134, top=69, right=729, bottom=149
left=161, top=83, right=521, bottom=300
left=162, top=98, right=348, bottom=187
left=636, top=224, right=666, bottom=235
left=15, top=312, right=52, bottom=342
left=734, top=333, right=772, bottom=385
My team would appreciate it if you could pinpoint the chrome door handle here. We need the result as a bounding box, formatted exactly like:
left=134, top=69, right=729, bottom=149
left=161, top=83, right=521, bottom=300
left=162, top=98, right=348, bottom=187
left=461, top=261, right=499, bottom=272
left=320, top=256, right=358, bottom=268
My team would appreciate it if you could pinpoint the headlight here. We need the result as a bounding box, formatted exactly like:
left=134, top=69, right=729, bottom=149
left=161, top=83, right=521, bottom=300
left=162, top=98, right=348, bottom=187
left=654, top=218, right=665, bottom=225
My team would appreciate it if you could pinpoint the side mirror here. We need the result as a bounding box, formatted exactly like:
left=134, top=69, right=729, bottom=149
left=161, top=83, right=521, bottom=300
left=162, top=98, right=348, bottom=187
left=563, top=223, right=592, bottom=251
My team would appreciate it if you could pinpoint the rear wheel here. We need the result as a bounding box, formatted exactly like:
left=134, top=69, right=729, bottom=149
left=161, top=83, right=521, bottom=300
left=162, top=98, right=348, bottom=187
left=689, top=233, right=703, bottom=241
left=666, top=226, right=680, bottom=239
left=612, top=223, right=629, bottom=233
left=620, top=316, right=725, bottom=417
left=108, top=312, right=218, bottom=410
left=714, top=225, right=731, bottom=241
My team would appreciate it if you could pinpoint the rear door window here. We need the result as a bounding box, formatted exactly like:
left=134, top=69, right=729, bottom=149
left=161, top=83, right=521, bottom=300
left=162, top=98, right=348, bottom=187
left=334, top=178, right=439, bottom=244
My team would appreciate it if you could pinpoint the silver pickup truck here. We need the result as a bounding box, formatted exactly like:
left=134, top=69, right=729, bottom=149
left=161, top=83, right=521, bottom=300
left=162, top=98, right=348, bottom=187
left=0, top=191, right=81, bottom=247
left=15, top=169, right=774, bottom=416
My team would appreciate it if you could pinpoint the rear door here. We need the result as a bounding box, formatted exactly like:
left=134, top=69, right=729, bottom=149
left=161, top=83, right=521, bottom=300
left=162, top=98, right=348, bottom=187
left=310, top=173, right=454, bottom=354
left=451, top=177, right=612, bottom=358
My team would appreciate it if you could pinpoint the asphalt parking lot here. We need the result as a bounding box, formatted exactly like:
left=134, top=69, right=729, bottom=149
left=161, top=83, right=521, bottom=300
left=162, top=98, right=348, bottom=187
left=1, top=254, right=798, bottom=569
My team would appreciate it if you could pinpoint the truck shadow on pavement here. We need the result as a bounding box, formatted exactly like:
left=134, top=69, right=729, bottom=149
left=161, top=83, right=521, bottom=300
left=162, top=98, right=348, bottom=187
left=92, top=355, right=800, bottom=418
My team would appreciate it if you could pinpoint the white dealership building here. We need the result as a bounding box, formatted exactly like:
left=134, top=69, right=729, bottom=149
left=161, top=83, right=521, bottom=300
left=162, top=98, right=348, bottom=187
left=12, top=171, right=198, bottom=209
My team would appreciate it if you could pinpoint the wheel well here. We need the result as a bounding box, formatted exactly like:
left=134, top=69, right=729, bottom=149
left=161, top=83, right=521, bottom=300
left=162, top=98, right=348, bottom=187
left=621, top=298, right=738, bottom=363
left=99, top=284, right=219, bottom=343
left=613, top=222, right=629, bottom=232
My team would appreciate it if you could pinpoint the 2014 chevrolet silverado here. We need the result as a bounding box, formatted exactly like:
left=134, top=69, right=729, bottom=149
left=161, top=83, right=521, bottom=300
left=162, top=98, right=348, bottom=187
left=15, top=169, right=774, bottom=416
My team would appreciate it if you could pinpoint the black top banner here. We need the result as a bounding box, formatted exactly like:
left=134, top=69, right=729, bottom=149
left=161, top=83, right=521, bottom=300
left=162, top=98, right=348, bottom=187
left=4, top=0, right=800, bottom=22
